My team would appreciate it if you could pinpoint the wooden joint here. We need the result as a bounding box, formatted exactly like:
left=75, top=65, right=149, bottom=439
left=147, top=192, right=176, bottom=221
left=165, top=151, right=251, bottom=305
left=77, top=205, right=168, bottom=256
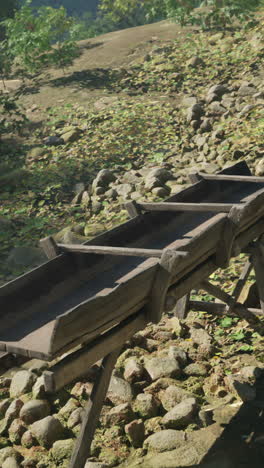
left=147, top=249, right=188, bottom=323
left=39, top=236, right=60, bottom=260
left=124, top=201, right=142, bottom=218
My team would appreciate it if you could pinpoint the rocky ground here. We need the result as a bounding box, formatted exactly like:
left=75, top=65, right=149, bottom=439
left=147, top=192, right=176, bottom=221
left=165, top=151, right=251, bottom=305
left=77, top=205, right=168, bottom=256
left=0, top=12, right=264, bottom=468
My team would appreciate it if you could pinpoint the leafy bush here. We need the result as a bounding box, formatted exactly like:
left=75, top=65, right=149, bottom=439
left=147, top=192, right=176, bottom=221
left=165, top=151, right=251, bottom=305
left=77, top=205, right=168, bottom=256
left=2, top=0, right=79, bottom=75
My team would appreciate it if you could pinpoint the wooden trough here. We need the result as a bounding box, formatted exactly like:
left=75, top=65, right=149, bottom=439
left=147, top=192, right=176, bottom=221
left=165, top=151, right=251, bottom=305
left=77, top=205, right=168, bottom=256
left=1, top=160, right=264, bottom=467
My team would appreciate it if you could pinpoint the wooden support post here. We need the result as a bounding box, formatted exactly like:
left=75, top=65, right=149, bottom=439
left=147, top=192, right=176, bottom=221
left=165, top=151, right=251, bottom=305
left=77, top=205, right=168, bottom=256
left=70, top=347, right=121, bottom=468
left=174, top=293, right=190, bottom=319
left=39, top=236, right=60, bottom=259
left=251, top=238, right=264, bottom=314
left=148, top=249, right=188, bottom=323
left=201, top=280, right=263, bottom=331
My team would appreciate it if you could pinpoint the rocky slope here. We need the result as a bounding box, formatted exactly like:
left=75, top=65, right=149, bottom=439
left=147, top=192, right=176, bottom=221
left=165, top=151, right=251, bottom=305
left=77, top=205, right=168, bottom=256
left=0, top=13, right=264, bottom=468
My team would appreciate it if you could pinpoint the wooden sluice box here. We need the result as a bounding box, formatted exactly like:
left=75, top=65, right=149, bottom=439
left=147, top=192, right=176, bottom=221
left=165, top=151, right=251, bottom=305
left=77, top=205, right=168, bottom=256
left=1, top=160, right=264, bottom=467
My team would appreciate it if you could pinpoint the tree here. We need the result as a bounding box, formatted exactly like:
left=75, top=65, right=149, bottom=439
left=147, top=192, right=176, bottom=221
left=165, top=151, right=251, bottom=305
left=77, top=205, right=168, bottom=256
left=0, top=0, right=18, bottom=40
left=2, top=0, right=78, bottom=76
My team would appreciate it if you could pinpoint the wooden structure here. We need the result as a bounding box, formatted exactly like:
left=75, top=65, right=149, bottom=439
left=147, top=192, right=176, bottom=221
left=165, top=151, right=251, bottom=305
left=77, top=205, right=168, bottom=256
left=1, top=161, right=264, bottom=467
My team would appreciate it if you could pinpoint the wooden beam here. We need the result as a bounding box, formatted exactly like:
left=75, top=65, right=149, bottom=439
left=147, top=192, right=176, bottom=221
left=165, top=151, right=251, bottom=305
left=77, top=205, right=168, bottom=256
left=70, top=347, right=121, bottom=468
left=57, top=243, right=166, bottom=258
left=138, top=202, right=238, bottom=213
left=193, top=173, right=264, bottom=183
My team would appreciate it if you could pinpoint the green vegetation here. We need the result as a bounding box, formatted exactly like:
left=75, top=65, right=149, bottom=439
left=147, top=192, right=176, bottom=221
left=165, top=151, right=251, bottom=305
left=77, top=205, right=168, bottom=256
left=2, top=1, right=78, bottom=75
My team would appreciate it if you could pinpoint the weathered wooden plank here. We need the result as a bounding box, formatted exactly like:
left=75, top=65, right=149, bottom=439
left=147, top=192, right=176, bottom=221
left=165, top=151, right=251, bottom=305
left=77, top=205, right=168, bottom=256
left=193, top=173, right=264, bottom=183
left=44, top=312, right=146, bottom=393
left=70, top=347, right=122, bottom=468
left=50, top=264, right=157, bottom=355
left=138, top=202, right=238, bottom=213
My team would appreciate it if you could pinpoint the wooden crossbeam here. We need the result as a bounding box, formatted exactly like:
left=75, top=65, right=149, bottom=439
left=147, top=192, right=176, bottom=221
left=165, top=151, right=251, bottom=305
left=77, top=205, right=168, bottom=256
left=133, top=201, right=239, bottom=213
left=57, top=243, right=188, bottom=259
left=191, top=173, right=264, bottom=184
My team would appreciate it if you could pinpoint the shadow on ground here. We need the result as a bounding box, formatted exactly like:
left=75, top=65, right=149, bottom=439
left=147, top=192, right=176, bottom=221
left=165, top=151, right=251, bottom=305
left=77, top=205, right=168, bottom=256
left=49, top=67, right=122, bottom=90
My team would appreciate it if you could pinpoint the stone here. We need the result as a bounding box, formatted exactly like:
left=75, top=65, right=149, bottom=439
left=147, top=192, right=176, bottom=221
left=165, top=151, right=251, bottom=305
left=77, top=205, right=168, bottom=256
left=30, top=416, right=64, bottom=448
left=85, top=462, right=108, bottom=468
left=21, top=460, right=37, bottom=468
left=143, top=429, right=186, bottom=452
left=133, top=393, right=159, bottom=419
left=61, top=128, right=81, bottom=143
left=159, top=385, right=191, bottom=412
left=147, top=168, right=173, bottom=184
left=51, top=439, right=75, bottom=462
left=181, top=96, right=197, bottom=108
left=8, top=418, right=26, bottom=444
left=190, top=327, right=213, bottom=357
left=59, top=398, right=80, bottom=420
left=144, top=177, right=161, bottom=191
left=0, top=419, right=9, bottom=436
left=168, top=317, right=186, bottom=337
left=7, top=248, right=46, bottom=271
left=162, top=397, right=198, bottom=429
left=238, top=366, right=262, bottom=382
left=67, top=408, right=84, bottom=429
left=145, top=357, right=181, bottom=381
left=206, top=92, right=219, bottom=104
left=21, top=430, right=37, bottom=448
left=200, top=118, right=212, bottom=132
left=186, top=56, right=205, bottom=68
left=20, top=400, right=50, bottom=425
left=208, top=101, right=226, bottom=114
left=186, top=104, right=204, bottom=122
left=0, top=400, right=11, bottom=419
left=255, top=158, right=264, bottom=176
left=105, top=403, right=134, bottom=426
left=32, top=377, right=46, bottom=400
left=22, top=360, right=48, bottom=376
left=115, top=183, right=134, bottom=199
left=125, top=419, right=145, bottom=448
left=224, top=375, right=256, bottom=402
left=43, top=136, right=64, bottom=146
left=237, top=85, right=256, bottom=96
left=92, top=169, right=116, bottom=189
left=124, top=359, right=144, bottom=384
left=208, top=84, right=229, bottom=97
left=152, top=186, right=170, bottom=198
left=0, top=448, right=20, bottom=465
left=105, top=188, right=118, bottom=200
left=26, top=147, right=49, bottom=162
left=199, top=407, right=214, bottom=427
left=2, top=457, right=20, bottom=468
left=107, top=376, right=133, bottom=405
left=5, top=400, right=24, bottom=425
left=168, top=347, right=187, bottom=367
left=184, top=362, right=208, bottom=377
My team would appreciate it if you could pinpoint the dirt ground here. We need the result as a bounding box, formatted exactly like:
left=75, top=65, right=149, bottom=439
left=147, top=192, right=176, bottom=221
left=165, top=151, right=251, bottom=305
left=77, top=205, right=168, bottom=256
left=16, top=19, right=193, bottom=118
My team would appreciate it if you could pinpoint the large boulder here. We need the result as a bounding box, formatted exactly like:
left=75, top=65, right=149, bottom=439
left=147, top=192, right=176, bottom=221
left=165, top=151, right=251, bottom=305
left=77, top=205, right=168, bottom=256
left=30, top=416, right=64, bottom=448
